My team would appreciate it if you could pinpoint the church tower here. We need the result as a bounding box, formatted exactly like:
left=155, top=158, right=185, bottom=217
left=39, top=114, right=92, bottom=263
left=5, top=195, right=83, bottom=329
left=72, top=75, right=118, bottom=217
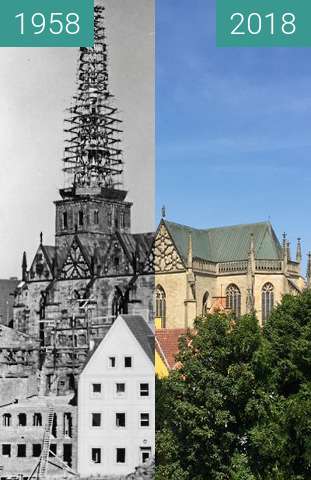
left=55, top=4, right=132, bottom=250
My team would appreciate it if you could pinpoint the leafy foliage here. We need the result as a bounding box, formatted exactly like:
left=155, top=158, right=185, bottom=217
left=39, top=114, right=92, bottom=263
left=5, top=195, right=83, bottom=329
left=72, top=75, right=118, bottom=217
left=156, top=291, right=311, bottom=480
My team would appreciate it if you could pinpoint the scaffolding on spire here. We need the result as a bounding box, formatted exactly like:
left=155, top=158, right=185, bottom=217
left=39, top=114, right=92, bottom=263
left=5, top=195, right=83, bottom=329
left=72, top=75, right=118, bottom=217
left=63, top=4, right=123, bottom=190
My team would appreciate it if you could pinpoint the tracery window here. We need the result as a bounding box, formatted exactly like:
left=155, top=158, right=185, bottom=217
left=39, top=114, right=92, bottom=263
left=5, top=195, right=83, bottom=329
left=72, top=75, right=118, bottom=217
left=226, top=284, right=241, bottom=317
left=262, top=283, right=274, bottom=323
left=156, top=285, right=166, bottom=328
left=202, top=291, right=210, bottom=315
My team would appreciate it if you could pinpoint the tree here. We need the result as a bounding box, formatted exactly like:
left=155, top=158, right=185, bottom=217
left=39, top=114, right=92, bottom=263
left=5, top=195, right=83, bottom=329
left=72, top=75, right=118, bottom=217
left=156, top=312, right=262, bottom=480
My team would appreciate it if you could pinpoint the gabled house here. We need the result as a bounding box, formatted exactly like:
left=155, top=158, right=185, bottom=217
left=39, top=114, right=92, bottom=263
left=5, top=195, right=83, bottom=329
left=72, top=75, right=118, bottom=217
left=77, top=314, right=154, bottom=476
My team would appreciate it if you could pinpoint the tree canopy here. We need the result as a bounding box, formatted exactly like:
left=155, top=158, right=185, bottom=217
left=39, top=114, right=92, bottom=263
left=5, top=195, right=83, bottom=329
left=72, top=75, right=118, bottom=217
left=156, top=291, right=311, bottom=480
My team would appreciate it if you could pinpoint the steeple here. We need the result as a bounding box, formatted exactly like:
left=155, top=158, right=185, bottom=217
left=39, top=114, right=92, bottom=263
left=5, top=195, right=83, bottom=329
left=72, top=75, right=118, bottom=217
left=63, top=4, right=123, bottom=192
left=187, top=233, right=193, bottom=269
left=307, top=253, right=311, bottom=288
left=22, top=252, right=27, bottom=282
left=296, top=238, right=302, bottom=263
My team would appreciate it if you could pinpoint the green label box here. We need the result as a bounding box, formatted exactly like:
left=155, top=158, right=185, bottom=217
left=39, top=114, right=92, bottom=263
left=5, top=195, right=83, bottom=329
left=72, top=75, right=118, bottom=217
left=0, top=0, right=94, bottom=47
left=217, top=0, right=311, bottom=47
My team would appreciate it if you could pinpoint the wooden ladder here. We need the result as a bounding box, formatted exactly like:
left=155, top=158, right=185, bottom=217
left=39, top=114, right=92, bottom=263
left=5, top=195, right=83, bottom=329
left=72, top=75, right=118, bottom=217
left=37, top=405, right=54, bottom=479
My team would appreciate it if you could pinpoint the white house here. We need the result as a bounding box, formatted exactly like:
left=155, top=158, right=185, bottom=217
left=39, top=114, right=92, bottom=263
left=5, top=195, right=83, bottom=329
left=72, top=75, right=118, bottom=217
left=77, top=315, right=155, bottom=476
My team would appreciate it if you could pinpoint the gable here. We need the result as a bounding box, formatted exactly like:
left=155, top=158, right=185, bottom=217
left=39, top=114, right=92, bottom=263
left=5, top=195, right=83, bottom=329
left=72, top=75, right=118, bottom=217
left=82, top=315, right=154, bottom=376
left=29, top=245, right=53, bottom=281
left=154, top=223, right=185, bottom=273
left=102, top=235, right=134, bottom=276
left=59, top=237, right=91, bottom=280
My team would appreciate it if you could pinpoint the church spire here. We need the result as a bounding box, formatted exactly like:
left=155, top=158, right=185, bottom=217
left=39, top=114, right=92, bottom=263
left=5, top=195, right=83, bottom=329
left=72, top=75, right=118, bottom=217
left=63, top=4, right=123, bottom=191
left=296, top=238, right=302, bottom=263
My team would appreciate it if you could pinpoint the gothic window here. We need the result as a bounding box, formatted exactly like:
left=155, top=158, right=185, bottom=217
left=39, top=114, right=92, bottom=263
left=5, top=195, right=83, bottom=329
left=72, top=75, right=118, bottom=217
left=63, top=212, right=68, bottom=229
left=94, top=210, right=99, bottom=225
left=112, top=287, right=127, bottom=318
left=202, top=291, right=210, bottom=315
left=79, top=210, right=84, bottom=226
left=226, top=284, right=241, bottom=317
left=262, top=283, right=274, bottom=323
left=120, top=212, right=125, bottom=228
left=156, top=285, right=166, bottom=327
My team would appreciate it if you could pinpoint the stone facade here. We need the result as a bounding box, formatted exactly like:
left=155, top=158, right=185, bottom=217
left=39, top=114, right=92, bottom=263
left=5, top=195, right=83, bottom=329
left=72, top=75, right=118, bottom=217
left=155, top=219, right=306, bottom=329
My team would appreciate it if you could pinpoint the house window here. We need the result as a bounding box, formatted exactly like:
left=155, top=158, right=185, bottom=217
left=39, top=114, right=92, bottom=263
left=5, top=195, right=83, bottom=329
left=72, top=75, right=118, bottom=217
left=140, top=383, right=149, bottom=397
left=63, top=211, right=68, bottom=229
left=32, top=444, right=41, bottom=457
left=17, top=444, right=26, bottom=457
left=92, top=383, right=101, bottom=394
left=2, top=444, right=11, bottom=457
left=116, top=413, right=126, bottom=427
left=3, top=414, right=11, bottom=427
left=226, top=284, right=241, bottom=317
left=140, top=413, right=150, bottom=427
left=140, top=447, right=152, bottom=463
left=18, top=413, right=27, bottom=426
left=262, top=283, right=274, bottom=323
left=92, top=448, right=101, bottom=464
left=33, top=413, right=42, bottom=427
left=92, top=413, right=101, bottom=427
left=109, top=356, right=116, bottom=368
left=202, top=291, right=210, bottom=315
left=63, top=444, right=72, bottom=468
left=156, top=285, right=166, bottom=328
left=94, top=210, right=99, bottom=225
left=49, top=444, right=57, bottom=457
left=63, top=413, right=72, bottom=437
left=116, top=383, right=125, bottom=396
left=124, top=356, right=132, bottom=368
left=116, top=448, right=126, bottom=464
left=79, top=210, right=84, bottom=226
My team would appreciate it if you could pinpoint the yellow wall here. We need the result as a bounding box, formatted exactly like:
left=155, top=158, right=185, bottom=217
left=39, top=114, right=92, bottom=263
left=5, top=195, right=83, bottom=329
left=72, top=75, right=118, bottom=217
left=155, top=350, right=169, bottom=378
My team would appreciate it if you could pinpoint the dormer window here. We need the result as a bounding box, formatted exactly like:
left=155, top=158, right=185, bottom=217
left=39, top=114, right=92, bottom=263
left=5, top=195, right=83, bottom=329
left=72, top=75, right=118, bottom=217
left=79, top=211, right=84, bottom=227
left=63, top=212, right=68, bottom=229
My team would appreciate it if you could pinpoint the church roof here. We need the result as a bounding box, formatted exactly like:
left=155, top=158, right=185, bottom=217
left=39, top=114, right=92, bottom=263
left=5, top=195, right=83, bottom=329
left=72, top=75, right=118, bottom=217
left=163, top=220, right=283, bottom=263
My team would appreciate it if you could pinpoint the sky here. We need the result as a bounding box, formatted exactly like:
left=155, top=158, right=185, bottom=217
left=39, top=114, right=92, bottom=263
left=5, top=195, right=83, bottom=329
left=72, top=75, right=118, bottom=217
left=156, top=0, right=311, bottom=271
left=0, top=0, right=154, bottom=278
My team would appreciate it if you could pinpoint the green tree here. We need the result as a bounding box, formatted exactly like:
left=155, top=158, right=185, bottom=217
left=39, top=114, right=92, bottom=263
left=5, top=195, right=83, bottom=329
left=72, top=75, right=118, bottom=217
left=156, top=312, right=262, bottom=480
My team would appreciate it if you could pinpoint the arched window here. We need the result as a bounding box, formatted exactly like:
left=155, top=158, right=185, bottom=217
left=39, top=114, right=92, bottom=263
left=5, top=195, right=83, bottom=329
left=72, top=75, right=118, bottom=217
left=156, top=285, right=166, bottom=328
left=3, top=413, right=11, bottom=427
left=94, top=210, right=99, bottom=225
left=112, top=287, right=127, bottom=318
left=226, top=284, right=241, bottom=317
left=262, top=283, right=274, bottom=323
left=202, top=291, right=209, bottom=315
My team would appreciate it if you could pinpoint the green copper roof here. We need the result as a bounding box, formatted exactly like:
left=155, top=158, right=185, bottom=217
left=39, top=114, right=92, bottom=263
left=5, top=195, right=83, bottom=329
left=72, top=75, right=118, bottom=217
left=163, top=220, right=283, bottom=263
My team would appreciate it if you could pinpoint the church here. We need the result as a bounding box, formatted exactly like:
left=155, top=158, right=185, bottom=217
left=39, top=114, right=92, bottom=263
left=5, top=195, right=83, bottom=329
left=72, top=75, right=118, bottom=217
left=154, top=218, right=308, bottom=330
left=12, top=4, right=154, bottom=398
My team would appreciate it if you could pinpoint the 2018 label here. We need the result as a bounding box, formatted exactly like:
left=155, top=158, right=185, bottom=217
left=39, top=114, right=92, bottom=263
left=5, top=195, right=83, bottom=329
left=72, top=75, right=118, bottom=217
left=230, top=12, right=296, bottom=36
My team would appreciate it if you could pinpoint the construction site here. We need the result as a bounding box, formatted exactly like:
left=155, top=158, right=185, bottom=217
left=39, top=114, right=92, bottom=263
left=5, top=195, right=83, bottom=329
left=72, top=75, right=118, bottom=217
left=0, top=2, right=154, bottom=479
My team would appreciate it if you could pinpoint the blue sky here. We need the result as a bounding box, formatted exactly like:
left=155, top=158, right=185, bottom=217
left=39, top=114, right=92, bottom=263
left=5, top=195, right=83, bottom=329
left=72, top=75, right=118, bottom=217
left=156, top=0, right=311, bottom=267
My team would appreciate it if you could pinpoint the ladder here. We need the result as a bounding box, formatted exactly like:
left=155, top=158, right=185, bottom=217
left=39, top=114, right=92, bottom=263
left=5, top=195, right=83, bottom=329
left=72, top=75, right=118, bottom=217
left=28, top=405, right=54, bottom=480
left=37, top=405, right=54, bottom=479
